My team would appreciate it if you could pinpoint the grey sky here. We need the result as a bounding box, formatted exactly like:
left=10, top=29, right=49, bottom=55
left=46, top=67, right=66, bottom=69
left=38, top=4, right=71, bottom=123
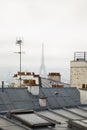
left=0, top=0, right=87, bottom=82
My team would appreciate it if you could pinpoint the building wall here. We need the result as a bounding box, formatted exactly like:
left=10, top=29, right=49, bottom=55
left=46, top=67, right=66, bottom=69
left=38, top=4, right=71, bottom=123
left=70, top=61, right=87, bottom=89
left=79, top=90, right=87, bottom=104
left=10, top=72, right=39, bottom=87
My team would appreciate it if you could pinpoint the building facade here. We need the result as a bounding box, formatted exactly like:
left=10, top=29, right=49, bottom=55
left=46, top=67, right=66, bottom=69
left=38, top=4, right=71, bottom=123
left=70, top=52, right=87, bottom=89
left=10, top=72, right=39, bottom=87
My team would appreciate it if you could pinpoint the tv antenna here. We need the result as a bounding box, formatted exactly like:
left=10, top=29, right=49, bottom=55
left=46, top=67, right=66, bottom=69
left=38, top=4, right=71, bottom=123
left=15, top=37, right=25, bottom=87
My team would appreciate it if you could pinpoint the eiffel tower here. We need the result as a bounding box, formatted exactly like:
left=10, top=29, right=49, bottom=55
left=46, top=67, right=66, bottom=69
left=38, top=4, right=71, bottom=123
left=39, top=43, right=47, bottom=77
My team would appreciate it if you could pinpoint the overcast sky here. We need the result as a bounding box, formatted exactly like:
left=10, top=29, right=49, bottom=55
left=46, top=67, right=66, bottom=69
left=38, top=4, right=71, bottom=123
left=0, top=0, right=87, bottom=82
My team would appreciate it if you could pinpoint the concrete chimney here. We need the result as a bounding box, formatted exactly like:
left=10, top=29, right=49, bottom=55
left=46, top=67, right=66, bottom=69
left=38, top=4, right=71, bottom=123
left=28, top=85, right=39, bottom=95
left=39, top=97, right=47, bottom=107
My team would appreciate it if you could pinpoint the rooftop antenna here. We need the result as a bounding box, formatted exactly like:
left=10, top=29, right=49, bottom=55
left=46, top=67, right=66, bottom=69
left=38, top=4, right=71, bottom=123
left=15, top=37, right=24, bottom=87
left=39, top=43, right=46, bottom=77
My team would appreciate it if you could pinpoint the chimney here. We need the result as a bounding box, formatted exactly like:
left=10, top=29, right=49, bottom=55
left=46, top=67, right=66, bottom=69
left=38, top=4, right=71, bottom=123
left=48, top=72, right=61, bottom=82
left=27, top=80, right=39, bottom=95
left=39, top=97, right=47, bottom=107
left=38, top=77, right=42, bottom=87
left=28, top=85, right=39, bottom=95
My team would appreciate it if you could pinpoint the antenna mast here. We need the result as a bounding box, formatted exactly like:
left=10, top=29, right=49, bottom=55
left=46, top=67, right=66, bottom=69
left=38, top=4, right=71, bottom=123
left=15, top=38, right=24, bottom=87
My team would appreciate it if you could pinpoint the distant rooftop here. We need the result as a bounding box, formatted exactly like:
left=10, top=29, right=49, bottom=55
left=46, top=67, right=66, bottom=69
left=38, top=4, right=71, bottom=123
left=41, top=77, right=70, bottom=88
left=0, top=87, right=80, bottom=112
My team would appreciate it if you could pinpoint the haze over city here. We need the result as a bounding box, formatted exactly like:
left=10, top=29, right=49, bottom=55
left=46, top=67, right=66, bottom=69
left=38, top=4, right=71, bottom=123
left=0, top=0, right=87, bottom=82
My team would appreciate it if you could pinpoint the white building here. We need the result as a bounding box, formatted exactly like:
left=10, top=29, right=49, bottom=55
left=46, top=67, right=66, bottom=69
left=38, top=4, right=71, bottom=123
left=10, top=72, right=39, bottom=87
left=10, top=72, right=40, bottom=95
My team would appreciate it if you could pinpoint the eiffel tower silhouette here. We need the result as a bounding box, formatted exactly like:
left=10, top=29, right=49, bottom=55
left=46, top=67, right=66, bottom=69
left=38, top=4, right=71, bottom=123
left=39, top=43, right=47, bottom=77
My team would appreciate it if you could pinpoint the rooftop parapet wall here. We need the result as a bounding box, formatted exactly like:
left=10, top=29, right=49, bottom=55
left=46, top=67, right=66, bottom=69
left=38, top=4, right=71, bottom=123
left=71, top=61, right=87, bottom=68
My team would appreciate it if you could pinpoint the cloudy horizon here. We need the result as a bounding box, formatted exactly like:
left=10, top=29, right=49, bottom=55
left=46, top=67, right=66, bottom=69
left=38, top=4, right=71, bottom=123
left=0, top=0, right=87, bottom=83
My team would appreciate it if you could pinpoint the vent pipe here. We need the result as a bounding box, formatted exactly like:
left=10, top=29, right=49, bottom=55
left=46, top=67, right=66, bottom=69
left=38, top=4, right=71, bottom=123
left=2, top=81, right=4, bottom=92
left=39, top=77, right=42, bottom=87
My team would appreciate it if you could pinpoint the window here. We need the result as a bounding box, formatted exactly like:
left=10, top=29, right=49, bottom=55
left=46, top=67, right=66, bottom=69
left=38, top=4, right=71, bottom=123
left=82, top=84, right=85, bottom=88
